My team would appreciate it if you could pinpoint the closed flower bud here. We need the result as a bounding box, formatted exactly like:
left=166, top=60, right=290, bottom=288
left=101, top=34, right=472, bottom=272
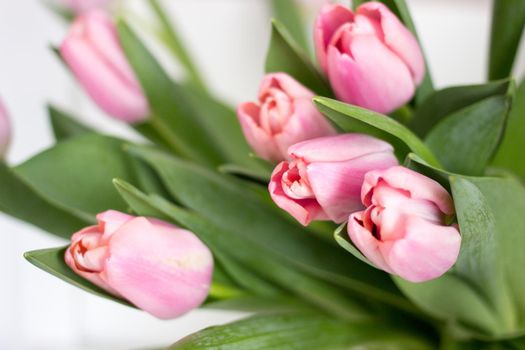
left=237, top=73, right=336, bottom=162
left=60, top=10, right=149, bottom=123
left=314, top=2, right=425, bottom=113
left=0, top=99, right=11, bottom=159
left=348, top=166, right=461, bottom=283
left=65, top=210, right=214, bottom=319
left=269, top=134, right=398, bottom=226
left=64, top=0, right=110, bottom=14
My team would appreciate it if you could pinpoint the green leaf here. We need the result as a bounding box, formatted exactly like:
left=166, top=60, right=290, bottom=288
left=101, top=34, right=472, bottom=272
left=48, top=104, right=94, bottom=141
left=24, top=246, right=132, bottom=306
left=492, top=79, right=525, bottom=180
left=265, top=19, right=332, bottom=97
left=314, top=97, right=440, bottom=167
left=270, top=0, right=309, bottom=53
left=170, top=312, right=433, bottom=350
left=126, top=146, right=414, bottom=312
left=333, top=223, right=374, bottom=268
left=489, top=0, right=525, bottom=80
left=0, top=163, right=89, bottom=238
left=410, top=79, right=512, bottom=137
left=353, top=0, right=434, bottom=104
left=13, top=134, right=137, bottom=221
left=424, top=94, right=512, bottom=176
left=117, top=20, right=223, bottom=166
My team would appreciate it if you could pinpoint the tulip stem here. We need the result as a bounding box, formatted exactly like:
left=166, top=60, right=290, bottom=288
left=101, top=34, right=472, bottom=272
left=147, top=0, right=208, bottom=93
left=390, top=105, right=413, bottom=125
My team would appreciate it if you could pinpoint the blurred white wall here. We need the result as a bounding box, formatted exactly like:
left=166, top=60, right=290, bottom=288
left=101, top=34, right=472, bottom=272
left=0, top=0, right=523, bottom=349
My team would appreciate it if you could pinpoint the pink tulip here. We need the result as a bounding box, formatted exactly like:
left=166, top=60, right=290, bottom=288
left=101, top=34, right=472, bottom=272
left=314, top=2, right=425, bottom=114
left=0, top=99, right=11, bottom=158
left=269, top=134, right=398, bottom=226
left=60, top=10, right=149, bottom=123
left=65, top=210, right=213, bottom=319
left=348, top=166, right=461, bottom=282
left=237, top=73, right=336, bottom=162
left=65, top=0, right=110, bottom=14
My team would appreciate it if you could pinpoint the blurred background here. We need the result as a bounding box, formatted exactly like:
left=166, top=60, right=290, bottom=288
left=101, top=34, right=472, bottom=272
left=0, top=0, right=524, bottom=349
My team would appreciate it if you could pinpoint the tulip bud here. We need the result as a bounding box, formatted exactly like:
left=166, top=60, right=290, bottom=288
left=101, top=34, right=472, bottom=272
left=237, top=73, right=336, bottom=162
left=0, top=99, right=11, bottom=159
left=60, top=10, right=149, bottom=123
left=348, top=166, right=461, bottom=282
left=65, top=210, right=213, bottom=319
left=269, top=134, right=398, bottom=226
left=64, top=0, right=110, bottom=14
left=314, top=2, right=425, bottom=114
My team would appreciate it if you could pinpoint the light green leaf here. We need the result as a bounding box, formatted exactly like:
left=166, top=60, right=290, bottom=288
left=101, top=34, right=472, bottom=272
left=410, top=79, right=512, bottom=137
left=48, top=104, right=94, bottom=141
left=24, top=246, right=132, bottom=306
left=314, top=97, right=440, bottom=167
left=265, top=19, right=332, bottom=96
left=489, top=0, right=525, bottom=80
left=170, top=312, right=433, bottom=350
left=0, top=163, right=89, bottom=239
left=424, top=93, right=512, bottom=176
left=270, top=0, right=309, bottom=53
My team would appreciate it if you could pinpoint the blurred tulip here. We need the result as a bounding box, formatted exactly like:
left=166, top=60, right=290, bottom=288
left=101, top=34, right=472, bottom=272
left=269, top=134, right=398, bottom=226
left=238, top=73, right=336, bottom=162
left=65, top=210, right=213, bottom=319
left=64, top=0, right=110, bottom=14
left=0, top=99, right=11, bottom=158
left=60, top=10, right=149, bottom=123
left=348, top=166, right=461, bottom=282
left=314, top=2, right=425, bottom=113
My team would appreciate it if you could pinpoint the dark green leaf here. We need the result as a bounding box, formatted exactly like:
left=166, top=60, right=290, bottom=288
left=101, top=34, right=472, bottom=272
left=0, top=163, right=89, bottom=239
left=424, top=94, right=512, bottom=175
left=13, top=134, right=137, bottom=221
left=492, top=79, right=525, bottom=179
left=314, top=97, right=440, bottom=166
left=270, top=0, right=309, bottom=53
left=489, top=0, right=525, bottom=80
left=48, top=104, right=95, bottom=141
left=170, top=312, right=433, bottom=350
left=333, top=223, right=373, bottom=268
left=410, top=79, right=512, bottom=137
left=24, top=246, right=132, bottom=306
left=265, top=19, right=332, bottom=96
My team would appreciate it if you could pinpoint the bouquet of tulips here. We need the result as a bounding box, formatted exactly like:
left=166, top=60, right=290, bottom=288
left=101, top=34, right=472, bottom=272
left=2, top=0, right=525, bottom=348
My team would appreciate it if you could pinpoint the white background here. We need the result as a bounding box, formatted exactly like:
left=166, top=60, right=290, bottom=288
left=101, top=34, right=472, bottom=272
left=0, top=0, right=524, bottom=349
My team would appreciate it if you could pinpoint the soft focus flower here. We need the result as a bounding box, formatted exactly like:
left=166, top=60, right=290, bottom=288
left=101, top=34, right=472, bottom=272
left=269, top=134, right=398, bottom=226
left=347, top=166, right=461, bottom=282
left=60, top=10, right=149, bottom=123
left=65, top=210, right=213, bottom=319
left=237, top=73, right=336, bottom=162
left=64, top=0, right=110, bottom=14
left=314, top=2, right=425, bottom=113
left=0, top=99, right=11, bottom=158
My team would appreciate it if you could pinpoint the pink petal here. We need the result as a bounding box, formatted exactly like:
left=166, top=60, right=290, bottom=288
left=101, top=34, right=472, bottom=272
left=96, top=210, right=135, bottom=239
left=0, top=99, right=11, bottom=157
left=307, top=151, right=398, bottom=222
left=237, top=102, right=283, bottom=162
left=269, top=162, right=328, bottom=226
left=104, top=217, right=213, bottom=319
left=381, top=215, right=461, bottom=282
left=347, top=211, right=393, bottom=273
left=259, top=73, right=314, bottom=100
left=314, top=3, right=354, bottom=73
left=288, top=133, right=394, bottom=163
left=357, top=2, right=425, bottom=84
left=362, top=166, right=454, bottom=215
left=327, top=34, right=415, bottom=114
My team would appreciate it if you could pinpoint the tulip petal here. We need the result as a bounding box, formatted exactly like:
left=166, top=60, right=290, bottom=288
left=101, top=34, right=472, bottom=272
left=96, top=210, right=135, bottom=239
left=307, top=152, right=398, bottom=222
left=381, top=215, right=461, bottom=282
left=348, top=211, right=393, bottom=273
left=362, top=166, right=454, bottom=215
left=327, top=34, right=415, bottom=114
left=260, top=73, right=314, bottom=100
left=0, top=100, right=11, bottom=157
left=289, top=133, right=394, bottom=163
left=357, top=2, right=425, bottom=84
left=104, top=217, right=213, bottom=319
left=314, top=4, right=355, bottom=72
left=269, top=162, right=328, bottom=226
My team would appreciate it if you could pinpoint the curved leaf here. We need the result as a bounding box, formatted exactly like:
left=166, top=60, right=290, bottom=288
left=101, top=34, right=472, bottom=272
left=48, top=104, right=94, bottom=141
